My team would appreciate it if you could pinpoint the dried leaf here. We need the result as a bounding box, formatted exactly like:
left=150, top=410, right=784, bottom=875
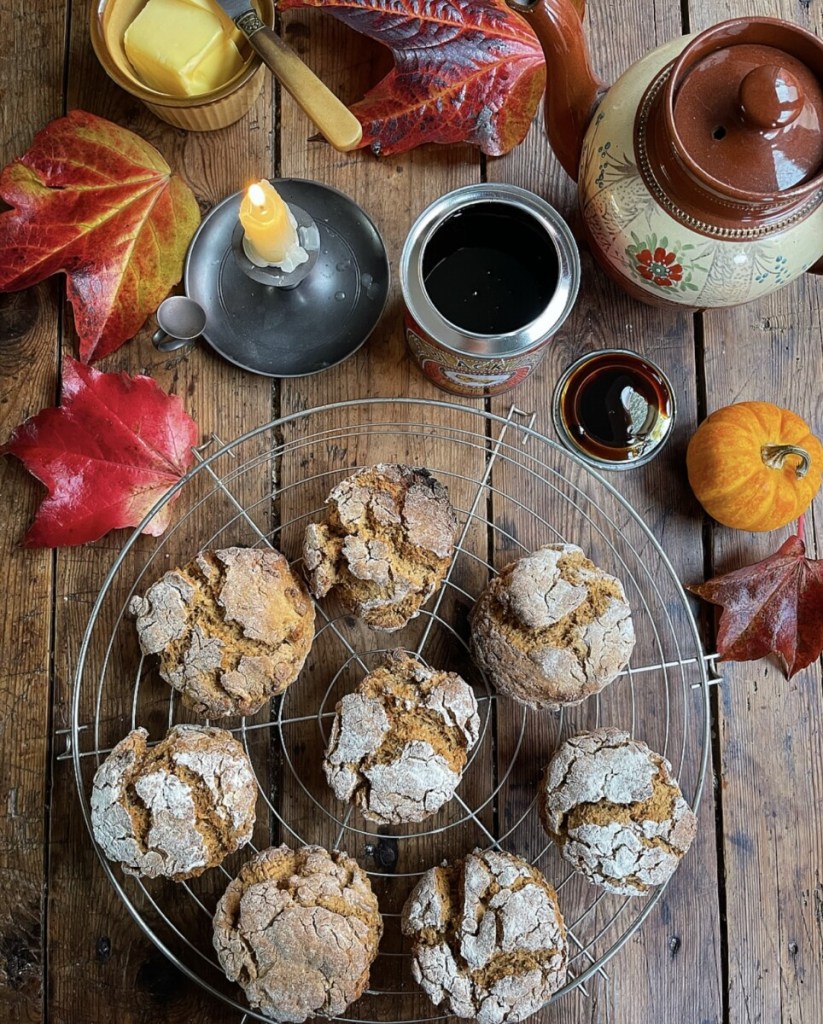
left=688, top=535, right=823, bottom=678
left=281, top=0, right=545, bottom=156
left=0, top=110, right=201, bottom=362
left=2, top=357, right=199, bottom=547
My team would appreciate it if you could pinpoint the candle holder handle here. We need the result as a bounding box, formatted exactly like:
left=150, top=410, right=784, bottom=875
left=151, top=296, right=207, bottom=353
left=233, top=12, right=362, bottom=152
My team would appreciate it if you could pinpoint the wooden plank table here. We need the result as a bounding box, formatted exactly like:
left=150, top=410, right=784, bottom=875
left=1, top=1, right=821, bottom=1022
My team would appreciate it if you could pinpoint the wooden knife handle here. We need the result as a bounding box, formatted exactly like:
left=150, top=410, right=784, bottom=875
left=244, top=22, right=363, bottom=152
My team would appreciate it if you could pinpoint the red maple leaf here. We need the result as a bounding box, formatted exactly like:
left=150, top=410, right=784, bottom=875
left=0, top=110, right=201, bottom=363
left=688, top=534, right=823, bottom=678
left=2, top=357, right=199, bottom=547
left=280, top=0, right=546, bottom=156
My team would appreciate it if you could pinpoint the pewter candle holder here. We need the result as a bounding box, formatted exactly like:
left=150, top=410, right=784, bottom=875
left=180, top=178, right=389, bottom=377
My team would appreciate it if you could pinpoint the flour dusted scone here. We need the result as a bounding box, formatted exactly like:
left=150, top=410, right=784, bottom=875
left=469, top=543, right=635, bottom=709
left=402, top=849, right=567, bottom=1024
left=540, top=728, right=697, bottom=896
left=90, top=725, right=256, bottom=881
left=213, top=844, right=382, bottom=1022
left=302, top=464, right=458, bottom=631
left=130, top=546, right=315, bottom=718
left=323, top=650, right=480, bottom=824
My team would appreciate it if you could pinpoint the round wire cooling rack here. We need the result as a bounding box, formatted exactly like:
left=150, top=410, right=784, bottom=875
left=71, top=399, right=711, bottom=1023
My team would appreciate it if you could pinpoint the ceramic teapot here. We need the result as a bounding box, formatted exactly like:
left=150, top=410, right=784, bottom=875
left=509, top=0, right=823, bottom=308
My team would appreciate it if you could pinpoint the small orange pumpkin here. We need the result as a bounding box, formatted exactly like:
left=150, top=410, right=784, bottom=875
left=686, top=401, right=823, bottom=532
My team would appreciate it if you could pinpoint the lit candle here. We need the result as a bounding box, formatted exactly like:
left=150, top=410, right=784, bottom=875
left=239, top=180, right=308, bottom=271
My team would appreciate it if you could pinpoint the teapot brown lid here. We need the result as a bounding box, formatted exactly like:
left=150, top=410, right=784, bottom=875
left=669, top=20, right=823, bottom=197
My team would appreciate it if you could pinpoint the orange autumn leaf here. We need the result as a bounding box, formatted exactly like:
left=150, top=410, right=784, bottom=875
left=0, top=110, right=200, bottom=362
left=280, top=0, right=546, bottom=156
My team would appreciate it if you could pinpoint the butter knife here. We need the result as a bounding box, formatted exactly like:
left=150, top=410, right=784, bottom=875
left=215, top=0, right=363, bottom=152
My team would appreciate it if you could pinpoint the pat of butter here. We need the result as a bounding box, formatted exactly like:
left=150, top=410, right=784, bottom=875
left=124, top=0, right=245, bottom=97
left=179, top=0, right=244, bottom=48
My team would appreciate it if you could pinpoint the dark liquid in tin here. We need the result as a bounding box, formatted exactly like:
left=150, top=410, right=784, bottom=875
left=560, top=352, right=672, bottom=462
left=422, top=203, right=559, bottom=335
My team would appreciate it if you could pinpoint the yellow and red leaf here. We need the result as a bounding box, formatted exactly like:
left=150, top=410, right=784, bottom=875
left=280, top=0, right=546, bottom=156
left=0, top=111, right=200, bottom=362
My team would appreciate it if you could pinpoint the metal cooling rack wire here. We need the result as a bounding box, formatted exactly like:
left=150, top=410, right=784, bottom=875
left=68, top=399, right=713, bottom=1024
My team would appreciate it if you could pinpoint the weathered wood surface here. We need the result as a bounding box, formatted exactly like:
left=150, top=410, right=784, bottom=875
left=0, top=0, right=821, bottom=1022
left=689, top=1, right=823, bottom=1022
left=0, top=1, right=65, bottom=1021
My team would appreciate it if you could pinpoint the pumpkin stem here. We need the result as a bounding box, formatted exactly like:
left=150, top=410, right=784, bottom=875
left=761, top=444, right=811, bottom=478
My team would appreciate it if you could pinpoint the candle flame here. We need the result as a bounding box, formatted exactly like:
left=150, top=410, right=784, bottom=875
left=248, top=182, right=266, bottom=209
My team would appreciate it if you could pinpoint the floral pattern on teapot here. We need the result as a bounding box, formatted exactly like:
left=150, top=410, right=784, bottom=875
left=625, top=234, right=705, bottom=293
left=577, top=43, right=823, bottom=308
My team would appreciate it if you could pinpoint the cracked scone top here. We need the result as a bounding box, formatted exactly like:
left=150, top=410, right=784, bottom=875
left=302, top=464, right=458, bottom=631
left=540, top=728, right=697, bottom=896
left=90, top=725, right=256, bottom=881
left=401, top=849, right=567, bottom=1024
left=469, top=543, right=635, bottom=709
left=213, top=844, right=382, bottom=1023
left=130, top=546, right=315, bottom=718
left=323, top=650, right=480, bottom=824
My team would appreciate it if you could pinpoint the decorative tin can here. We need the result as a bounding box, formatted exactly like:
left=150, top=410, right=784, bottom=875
left=400, top=184, right=580, bottom=397
left=552, top=349, right=676, bottom=469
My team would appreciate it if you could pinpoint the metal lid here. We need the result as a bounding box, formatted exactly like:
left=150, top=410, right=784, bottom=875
left=669, top=19, right=823, bottom=196
left=401, top=184, right=580, bottom=359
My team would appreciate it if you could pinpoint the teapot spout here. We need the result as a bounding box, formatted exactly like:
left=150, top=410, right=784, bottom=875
left=509, top=0, right=607, bottom=181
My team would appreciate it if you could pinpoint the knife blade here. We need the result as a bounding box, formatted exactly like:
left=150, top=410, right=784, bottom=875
left=215, top=0, right=363, bottom=152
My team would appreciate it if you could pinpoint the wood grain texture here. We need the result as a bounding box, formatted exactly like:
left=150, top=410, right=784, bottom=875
left=702, top=267, right=823, bottom=1018
left=43, top=3, right=275, bottom=1022
left=687, top=2, right=823, bottom=1024
left=0, top=0, right=66, bottom=1020
left=488, top=1, right=721, bottom=1020
left=1, top=0, right=821, bottom=1022
left=276, top=9, right=496, bottom=1022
